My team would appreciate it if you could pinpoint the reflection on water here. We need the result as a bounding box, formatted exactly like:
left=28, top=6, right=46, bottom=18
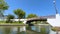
left=0, top=26, right=26, bottom=34
left=31, top=26, right=41, bottom=32
left=0, top=25, right=57, bottom=34
left=3, top=27, right=11, bottom=34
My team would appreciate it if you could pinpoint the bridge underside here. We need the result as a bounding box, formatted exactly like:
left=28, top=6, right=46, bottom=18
left=26, top=19, right=47, bottom=24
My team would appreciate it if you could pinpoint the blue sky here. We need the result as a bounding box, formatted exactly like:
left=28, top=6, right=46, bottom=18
left=4, top=0, right=60, bottom=16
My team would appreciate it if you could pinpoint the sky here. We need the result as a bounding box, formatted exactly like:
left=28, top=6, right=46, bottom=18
left=4, top=0, right=60, bottom=16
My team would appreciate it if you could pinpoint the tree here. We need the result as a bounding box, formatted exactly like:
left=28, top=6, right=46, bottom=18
left=0, top=0, right=9, bottom=17
left=27, top=14, right=37, bottom=18
left=6, top=14, right=14, bottom=23
left=14, top=9, right=25, bottom=23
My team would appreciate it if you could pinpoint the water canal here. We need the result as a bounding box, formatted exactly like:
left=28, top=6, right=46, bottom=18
left=0, top=25, right=58, bottom=34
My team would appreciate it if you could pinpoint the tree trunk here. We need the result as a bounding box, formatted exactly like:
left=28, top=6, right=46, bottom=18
left=19, top=19, right=20, bottom=23
left=19, top=17, right=21, bottom=23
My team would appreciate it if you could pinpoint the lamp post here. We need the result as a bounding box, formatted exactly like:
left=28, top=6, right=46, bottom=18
left=53, top=0, right=59, bottom=34
left=53, top=0, right=58, bottom=14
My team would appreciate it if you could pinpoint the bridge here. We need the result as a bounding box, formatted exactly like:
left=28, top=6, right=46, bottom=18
left=21, top=15, right=56, bottom=24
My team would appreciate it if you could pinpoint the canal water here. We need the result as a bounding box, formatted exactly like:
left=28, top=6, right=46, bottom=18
left=0, top=25, right=58, bottom=34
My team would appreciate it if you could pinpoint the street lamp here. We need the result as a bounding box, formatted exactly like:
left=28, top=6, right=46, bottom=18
left=53, top=0, right=59, bottom=34
left=53, top=0, right=58, bottom=14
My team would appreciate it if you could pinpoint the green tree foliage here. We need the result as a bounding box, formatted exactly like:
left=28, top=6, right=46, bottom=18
left=7, top=14, right=14, bottom=19
left=0, top=0, right=9, bottom=10
left=0, top=0, right=9, bottom=17
left=6, top=14, right=14, bottom=23
left=14, top=9, right=25, bottom=23
left=27, top=14, right=37, bottom=18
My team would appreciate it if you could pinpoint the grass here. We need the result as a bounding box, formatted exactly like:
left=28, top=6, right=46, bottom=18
left=0, top=21, right=24, bottom=25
